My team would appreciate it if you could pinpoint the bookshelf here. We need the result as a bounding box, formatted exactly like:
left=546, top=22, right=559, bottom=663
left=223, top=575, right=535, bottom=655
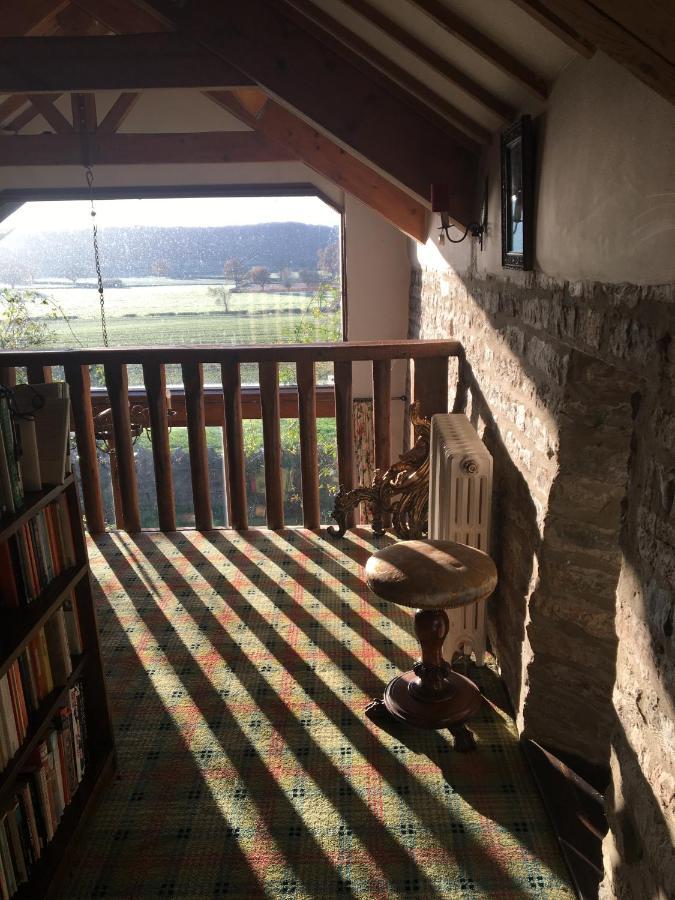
left=0, top=474, right=116, bottom=899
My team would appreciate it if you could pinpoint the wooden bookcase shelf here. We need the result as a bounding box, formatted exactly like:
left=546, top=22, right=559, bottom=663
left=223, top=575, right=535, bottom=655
left=0, top=476, right=115, bottom=898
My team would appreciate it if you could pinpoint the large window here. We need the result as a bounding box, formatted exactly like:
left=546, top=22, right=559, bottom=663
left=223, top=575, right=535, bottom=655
left=0, top=193, right=344, bottom=528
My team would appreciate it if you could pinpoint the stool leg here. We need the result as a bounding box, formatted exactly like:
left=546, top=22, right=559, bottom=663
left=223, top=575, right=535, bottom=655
left=410, top=608, right=452, bottom=698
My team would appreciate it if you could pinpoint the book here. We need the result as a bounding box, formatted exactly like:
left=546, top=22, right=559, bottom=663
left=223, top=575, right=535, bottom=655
left=15, top=419, right=41, bottom=494
left=0, top=396, right=22, bottom=511
left=13, top=385, right=70, bottom=487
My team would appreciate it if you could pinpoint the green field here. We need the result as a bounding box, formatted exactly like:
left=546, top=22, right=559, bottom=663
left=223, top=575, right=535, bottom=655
left=34, top=281, right=340, bottom=385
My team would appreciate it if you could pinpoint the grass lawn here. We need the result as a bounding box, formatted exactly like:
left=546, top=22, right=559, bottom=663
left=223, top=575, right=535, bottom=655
left=36, top=282, right=340, bottom=385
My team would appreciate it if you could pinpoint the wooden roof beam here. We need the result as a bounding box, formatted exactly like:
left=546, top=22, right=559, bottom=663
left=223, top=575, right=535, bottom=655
left=283, top=0, right=490, bottom=143
left=131, top=0, right=481, bottom=223
left=71, top=0, right=168, bottom=34
left=0, top=0, right=70, bottom=37
left=0, top=96, right=29, bottom=124
left=97, top=93, right=140, bottom=133
left=407, top=0, right=549, bottom=99
left=332, top=0, right=515, bottom=121
left=206, top=89, right=429, bottom=242
left=512, top=0, right=675, bottom=104
left=506, top=0, right=594, bottom=57
left=0, top=35, right=256, bottom=92
left=2, top=95, right=62, bottom=133
left=0, top=131, right=296, bottom=165
left=28, top=94, right=74, bottom=132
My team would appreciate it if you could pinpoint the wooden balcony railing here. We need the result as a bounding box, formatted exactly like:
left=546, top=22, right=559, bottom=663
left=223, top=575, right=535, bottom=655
left=0, top=340, right=467, bottom=534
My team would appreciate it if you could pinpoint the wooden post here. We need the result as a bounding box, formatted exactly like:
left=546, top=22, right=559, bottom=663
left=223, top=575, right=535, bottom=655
left=372, top=359, right=392, bottom=472
left=221, top=357, right=248, bottom=530
left=0, top=367, right=16, bottom=388
left=143, top=361, right=176, bottom=532
left=26, top=364, right=52, bottom=384
left=64, top=363, right=105, bottom=535
left=259, top=360, right=284, bottom=529
left=103, top=362, right=141, bottom=533
left=297, top=359, right=320, bottom=530
left=412, top=356, right=449, bottom=419
left=334, top=360, right=354, bottom=529
left=182, top=361, right=212, bottom=531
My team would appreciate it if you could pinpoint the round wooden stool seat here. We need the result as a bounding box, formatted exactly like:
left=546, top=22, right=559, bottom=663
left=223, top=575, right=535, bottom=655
left=365, top=540, right=498, bottom=746
left=365, top=539, right=498, bottom=610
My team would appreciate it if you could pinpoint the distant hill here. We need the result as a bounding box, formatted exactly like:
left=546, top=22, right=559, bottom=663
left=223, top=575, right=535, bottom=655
left=0, top=222, right=338, bottom=281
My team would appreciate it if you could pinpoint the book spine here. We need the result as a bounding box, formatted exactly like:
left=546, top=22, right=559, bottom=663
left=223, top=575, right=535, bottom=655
left=0, top=397, right=23, bottom=510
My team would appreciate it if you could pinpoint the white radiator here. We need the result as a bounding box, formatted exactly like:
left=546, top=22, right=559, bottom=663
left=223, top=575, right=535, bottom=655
left=429, top=414, right=493, bottom=666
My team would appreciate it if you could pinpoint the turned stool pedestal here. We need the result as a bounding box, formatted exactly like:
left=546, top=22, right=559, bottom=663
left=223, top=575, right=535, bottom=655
left=365, top=539, right=498, bottom=750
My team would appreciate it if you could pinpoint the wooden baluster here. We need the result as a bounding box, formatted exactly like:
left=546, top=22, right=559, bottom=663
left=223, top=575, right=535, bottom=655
left=0, top=367, right=16, bottom=388
left=372, top=358, right=392, bottom=529
left=221, top=357, right=248, bottom=530
left=182, top=361, right=212, bottom=531
left=103, top=362, right=141, bottom=533
left=26, top=364, right=52, bottom=384
left=297, top=359, right=320, bottom=530
left=64, top=363, right=106, bottom=535
left=259, top=361, right=284, bottom=529
left=334, top=360, right=354, bottom=529
left=412, top=356, right=449, bottom=419
left=143, top=361, right=176, bottom=532
left=372, top=359, right=391, bottom=471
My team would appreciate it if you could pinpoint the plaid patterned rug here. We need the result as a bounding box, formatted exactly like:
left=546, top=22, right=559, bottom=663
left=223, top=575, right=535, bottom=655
left=57, top=529, right=574, bottom=899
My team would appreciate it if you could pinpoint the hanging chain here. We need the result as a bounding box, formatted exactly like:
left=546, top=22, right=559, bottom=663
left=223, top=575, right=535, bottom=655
left=85, top=166, right=109, bottom=347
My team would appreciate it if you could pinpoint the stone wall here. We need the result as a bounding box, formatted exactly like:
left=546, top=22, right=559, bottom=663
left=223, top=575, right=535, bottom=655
left=409, top=262, right=674, bottom=896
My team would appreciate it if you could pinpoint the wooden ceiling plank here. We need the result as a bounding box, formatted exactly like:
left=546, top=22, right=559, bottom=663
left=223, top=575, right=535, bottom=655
left=133, top=0, right=480, bottom=222
left=407, top=0, right=549, bottom=98
left=2, top=94, right=62, bottom=132
left=28, top=94, right=74, bottom=132
left=71, top=0, right=168, bottom=34
left=507, top=0, right=594, bottom=57
left=0, top=0, right=70, bottom=37
left=0, top=132, right=297, bottom=165
left=0, top=35, right=256, bottom=92
left=513, top=0, right=675, bottom=103
left=206, top=89, right=429, bottom=241
left=586, top=0, right=674, bottom=66
left=332, top=0, right=514, bottom=120
left=283, top=0, right=491, bottom=141
left=98, top=92, right=141, bottom=132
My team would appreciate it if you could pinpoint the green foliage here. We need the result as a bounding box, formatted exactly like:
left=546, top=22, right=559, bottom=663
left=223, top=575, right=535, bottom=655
left=0, top=287, right=80, bottom=350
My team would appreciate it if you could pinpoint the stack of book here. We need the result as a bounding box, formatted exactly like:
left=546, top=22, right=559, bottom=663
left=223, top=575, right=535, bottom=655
left=0, top=683, right=87, bottom=898
left=0, top=394, right=22, bottom=520
left=0, top=383, right=71, bottom=519
left=0, top=595, right=83, bottom=772
left=0, top=498, right=76, bottom=608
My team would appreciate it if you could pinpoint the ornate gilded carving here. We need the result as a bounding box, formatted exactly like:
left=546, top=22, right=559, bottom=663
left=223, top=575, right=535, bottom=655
left=327, top=403, right=430, bottom=539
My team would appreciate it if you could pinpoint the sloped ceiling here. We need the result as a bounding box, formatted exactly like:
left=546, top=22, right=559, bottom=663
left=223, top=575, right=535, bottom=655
left=0, top=0, right=672, bottom=240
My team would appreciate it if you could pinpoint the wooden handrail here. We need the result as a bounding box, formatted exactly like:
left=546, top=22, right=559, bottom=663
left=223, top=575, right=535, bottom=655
left=1, top=340, right=467, bottom=533
left=0, top=339, right=463, bottom=366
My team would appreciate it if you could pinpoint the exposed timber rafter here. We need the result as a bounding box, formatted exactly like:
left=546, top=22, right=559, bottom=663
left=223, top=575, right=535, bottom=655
left=512, top=0, right=675, bottom=104
left=0, top=131, right=296, bottom=166
left=27, top=93, right=73, bottom=132
left=131, top=0, right=480, bottom=222
left=97, top=92, right=140, bottom=133
left=282, top=0, right=490, bottom=143
left=0, top=0, right=70, bottom=37
left=205, top=89, right=429, bottom=242
left=407, top=0, right=549, bottom=98
left=332, top=0, right=516, bottom=119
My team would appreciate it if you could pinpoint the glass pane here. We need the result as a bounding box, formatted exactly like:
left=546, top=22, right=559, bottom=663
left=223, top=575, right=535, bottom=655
left=507, top=139, right=524, bottom=254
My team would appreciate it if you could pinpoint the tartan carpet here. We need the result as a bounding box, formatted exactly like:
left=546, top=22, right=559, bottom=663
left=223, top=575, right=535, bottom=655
left=57, top=529, right=574, bottom=899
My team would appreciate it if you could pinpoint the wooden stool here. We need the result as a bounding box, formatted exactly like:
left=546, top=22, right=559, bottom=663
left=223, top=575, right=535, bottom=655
left=365, top=539, right=497, bottom=750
